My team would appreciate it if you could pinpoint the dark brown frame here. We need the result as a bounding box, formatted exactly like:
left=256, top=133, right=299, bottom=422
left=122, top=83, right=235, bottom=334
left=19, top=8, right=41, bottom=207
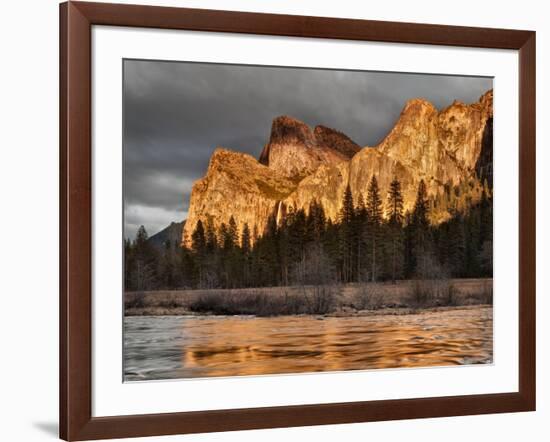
left=60, top=1, right=536, bottom=440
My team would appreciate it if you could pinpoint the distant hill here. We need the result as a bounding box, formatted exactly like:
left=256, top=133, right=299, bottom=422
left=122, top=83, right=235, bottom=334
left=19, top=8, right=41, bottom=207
left=148, top=221, right=185, bottom=249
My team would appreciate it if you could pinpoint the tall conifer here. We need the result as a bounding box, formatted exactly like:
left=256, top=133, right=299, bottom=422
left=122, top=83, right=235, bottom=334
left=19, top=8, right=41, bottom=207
left=366, top=176, right=382, bottom=281
left=338, top=184, right=355, bottom=282
left=386, top=178, right=404, bottom=282
left=411, top=179, right=432, bottom=277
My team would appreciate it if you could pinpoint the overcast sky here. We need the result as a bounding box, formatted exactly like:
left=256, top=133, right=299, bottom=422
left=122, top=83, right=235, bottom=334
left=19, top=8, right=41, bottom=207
left=123, top=59, right=492, bottom=239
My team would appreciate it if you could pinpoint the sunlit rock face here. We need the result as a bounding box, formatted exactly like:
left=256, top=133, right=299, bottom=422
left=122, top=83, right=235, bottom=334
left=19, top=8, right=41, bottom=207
left=258, top=116, right=360, bottom=182
left=283, top=148, right=417, bottom=224
left=379, top=90, right=492, bottom=184
left=182, top=148, right=295, bottom=247
left=182, top=90, right=493, bottom=247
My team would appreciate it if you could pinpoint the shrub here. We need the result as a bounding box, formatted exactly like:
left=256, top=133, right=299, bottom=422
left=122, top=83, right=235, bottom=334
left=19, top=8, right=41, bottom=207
left=188, top=286, right=339, bottom=316
left=437, top=281, right=458, bottom=306
left=408, top=279, right=459, bottom=308
left=188, top=291, right=282, bottom=316
left=353, top=285, right=384, bottom=310
left=156, top=294, right=182, bottom=309
left=480, top=281, right=493, bottom=305
left=306, top=285, right=337, bottom=315
left=125, top=292, right=146, bottom=309
left=409, top=280, right=433, bottom=308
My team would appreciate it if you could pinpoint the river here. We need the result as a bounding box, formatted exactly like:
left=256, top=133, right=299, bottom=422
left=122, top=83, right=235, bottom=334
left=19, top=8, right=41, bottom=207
left=124, top=306, right=492, bottom=381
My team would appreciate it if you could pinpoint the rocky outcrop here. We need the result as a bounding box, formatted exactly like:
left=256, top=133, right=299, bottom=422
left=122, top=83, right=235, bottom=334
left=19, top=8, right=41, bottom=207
left=283, top=149, right=417, bottom=224
left=314, top=125, right=362, bottom=158
left=182, top=148, right=295, bottom=247
left=258, top=116, right=360, bottom=182
left=378, top=90, right=492, bottom=186
left=182, top=90, right=493, bottom=247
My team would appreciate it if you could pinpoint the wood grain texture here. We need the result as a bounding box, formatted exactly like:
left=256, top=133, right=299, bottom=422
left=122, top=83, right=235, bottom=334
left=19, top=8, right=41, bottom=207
left=518, top=34, right=536, bottom=409
left=60, top=2, right=92, bottom=440
left=59, top=1, right=536, bottom=440
left=59, top=4, right=67, bottom=438
left=75, top=1, right=531, bottom=49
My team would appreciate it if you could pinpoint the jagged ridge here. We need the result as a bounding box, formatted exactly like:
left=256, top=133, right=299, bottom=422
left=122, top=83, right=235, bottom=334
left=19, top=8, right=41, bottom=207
left=182, top=90, right=493, bottom=247
left=259, top=115, right=360, bottom=182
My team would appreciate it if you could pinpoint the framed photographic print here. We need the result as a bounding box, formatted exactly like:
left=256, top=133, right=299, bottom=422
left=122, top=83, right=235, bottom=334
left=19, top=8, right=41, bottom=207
left=60, top=1, right=536, bottom=440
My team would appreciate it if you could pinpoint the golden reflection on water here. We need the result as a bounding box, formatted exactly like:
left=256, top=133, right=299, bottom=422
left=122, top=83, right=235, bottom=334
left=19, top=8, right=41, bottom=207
left=124, top=307, right=492, bottom=381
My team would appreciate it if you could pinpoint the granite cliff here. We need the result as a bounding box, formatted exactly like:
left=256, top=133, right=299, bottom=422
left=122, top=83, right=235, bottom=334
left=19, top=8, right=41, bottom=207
left=182, top=90, right=493, bottom=247
left=258, top=115, right=360, bottom=181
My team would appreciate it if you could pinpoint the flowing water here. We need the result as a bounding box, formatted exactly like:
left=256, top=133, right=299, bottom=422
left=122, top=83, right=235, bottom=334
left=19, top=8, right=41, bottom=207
left=124, top=306, right=492, bottom=381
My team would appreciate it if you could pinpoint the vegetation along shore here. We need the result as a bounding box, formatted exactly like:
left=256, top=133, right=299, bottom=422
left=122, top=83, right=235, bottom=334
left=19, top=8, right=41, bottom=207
left=125, top=278, right=492, bottom=317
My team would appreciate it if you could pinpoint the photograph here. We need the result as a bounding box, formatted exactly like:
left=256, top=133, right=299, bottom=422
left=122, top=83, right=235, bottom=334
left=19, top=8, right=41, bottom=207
left=122, top=59, right=494, bottom=381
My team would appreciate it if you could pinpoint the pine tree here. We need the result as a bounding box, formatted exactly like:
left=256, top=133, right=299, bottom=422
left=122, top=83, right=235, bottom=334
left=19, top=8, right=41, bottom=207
left=340, top=184, right=355, bottom=224
left=159, top=239, right=177, bottom=288
left=191, top=221, right=206, bottom=253
left=306, top=199, right=326, bottom=241
left=366, top=175, right=383, bottom=282
left=135, top=225, right=148, bottom=248
left=464, top=206, right=482, bottom=277
left=289, top=208, right=307, bottom=284
left=478, top=185, right=493, bottom=276
left=447, top=216, right=466, bottom=277
left=228, top=216, right=239, bottom=249
left=479, top=185, right=493, bottom=245
left=205, top=216, right=217, bottom=252
left=403, top=211, right=415, bottom=278
left=253, top=214, right=279, bottom=286
left=218, top=222, right=229, bottom=249
left=241, top=223, right=251, bottom=254
left=386, top=178, right=404, bottom=225
left=412, top=180, right=429, bottom=228
left=216, top=216, right=243, bottom=288
left=411, top=179, right=432, bottom=278
left=124, top=238, right=134, bottom=290
left=338, top=184, right=355, bottom=282
left=323, top=218, right=341, bottom=279
left=354, top=193, right=368, bottom=281
left=385, top=178, right=404, bottom=282
left=132, top=225, right=158, bottom=290
left=179, top=244, right=198, bottom=288
left=191, top=221, right=206, bottom=287
left=240, top=222, right=251, bottom=287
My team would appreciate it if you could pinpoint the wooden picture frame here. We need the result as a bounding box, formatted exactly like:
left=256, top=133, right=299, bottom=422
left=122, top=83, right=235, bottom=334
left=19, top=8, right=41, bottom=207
left=59, top=1, right=536, bottom=440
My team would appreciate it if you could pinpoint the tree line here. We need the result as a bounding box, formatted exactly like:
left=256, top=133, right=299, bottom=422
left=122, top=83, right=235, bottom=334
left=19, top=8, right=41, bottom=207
left=125, top=176, right=493, bottom=291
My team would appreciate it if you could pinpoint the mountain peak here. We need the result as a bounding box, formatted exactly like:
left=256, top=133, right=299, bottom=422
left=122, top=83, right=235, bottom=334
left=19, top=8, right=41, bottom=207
left=478, top=89, right=493, bottom=118
left=209, top=147, right=259, bottom=171
left=148, top=221, right=185, bottom=250
left=402, top=97, right=437, bottom=114
left=314, top=125, right=361, bottom=159
left=268, top=115, right=315, bottom=147
left=260, top=116, right=359, bottom=180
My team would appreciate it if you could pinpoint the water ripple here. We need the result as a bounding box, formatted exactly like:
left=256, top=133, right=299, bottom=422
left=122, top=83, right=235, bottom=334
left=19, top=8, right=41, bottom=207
left=124, top=307, right=493, bottom=380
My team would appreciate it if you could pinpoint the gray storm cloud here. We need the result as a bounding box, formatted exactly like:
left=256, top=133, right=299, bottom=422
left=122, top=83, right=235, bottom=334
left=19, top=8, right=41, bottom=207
left=123, top=59, right=492, bottom=239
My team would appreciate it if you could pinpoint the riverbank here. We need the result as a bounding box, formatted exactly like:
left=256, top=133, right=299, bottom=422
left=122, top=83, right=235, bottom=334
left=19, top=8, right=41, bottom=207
left=125, top=278, right=492, bottom=317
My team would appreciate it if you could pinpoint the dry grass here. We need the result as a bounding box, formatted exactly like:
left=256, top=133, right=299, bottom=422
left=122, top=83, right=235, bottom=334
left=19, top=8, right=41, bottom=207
left=125, top=278, right=492, bottom=316
left=351, top=285, right=385, bottom=310
left=408, top=280, right=460, bottom=308
left=188, top=285, right=338, bottom=316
